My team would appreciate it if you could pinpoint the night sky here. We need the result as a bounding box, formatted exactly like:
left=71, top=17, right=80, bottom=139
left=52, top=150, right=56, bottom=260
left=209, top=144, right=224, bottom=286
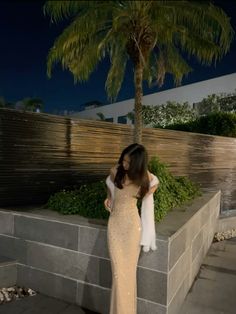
left=0, top=0, right=235, bottom=113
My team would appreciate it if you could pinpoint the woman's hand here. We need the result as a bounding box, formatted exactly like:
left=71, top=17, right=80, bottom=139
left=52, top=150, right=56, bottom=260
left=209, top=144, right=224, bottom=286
left=104, top=198, right=112, bottom=212
left=148, top=184, right=158, bottom=195
left=144, top=184, right=158, bottom=198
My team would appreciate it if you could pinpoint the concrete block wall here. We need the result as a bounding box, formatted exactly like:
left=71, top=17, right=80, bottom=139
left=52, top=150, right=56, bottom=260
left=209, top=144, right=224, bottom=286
left=0, top=211, right=112, bottom=313
left=0, top=256, right=17, bottom=287
left=0, top=191, right=220, bottom=313
left=166, top=191, right=220, bottom=314
left=136, top=191, right=221, bottom=314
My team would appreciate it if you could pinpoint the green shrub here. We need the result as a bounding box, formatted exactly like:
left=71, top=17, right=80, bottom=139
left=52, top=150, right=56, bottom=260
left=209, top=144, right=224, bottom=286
left=148, top=157, right=200, bottom=221
left=46, top=157, right=200, bottom=222
left=47, top=181, right=109, bottom=219
left=165, top=112, right=236, bottom=137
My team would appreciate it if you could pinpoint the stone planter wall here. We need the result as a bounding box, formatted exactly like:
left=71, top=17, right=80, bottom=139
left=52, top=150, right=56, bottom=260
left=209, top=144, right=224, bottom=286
left=0, top=190, right=220, bottom=314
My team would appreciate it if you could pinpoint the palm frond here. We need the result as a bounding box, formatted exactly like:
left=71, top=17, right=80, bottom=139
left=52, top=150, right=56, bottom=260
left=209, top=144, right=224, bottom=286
left=43, top=1, right=84, bottom=23
left=105, top=39, right=128, bottom=101
left=155, top=44, right=192, bottom=87
left=46, top=4, right=112, bottom=78
left=44, top=1, right=116, bottom=23
left=152, top=1, right=234, bottom=63
left=143, top=51, right=157, bottom=87
left=44, top=0, right=234, bottom=103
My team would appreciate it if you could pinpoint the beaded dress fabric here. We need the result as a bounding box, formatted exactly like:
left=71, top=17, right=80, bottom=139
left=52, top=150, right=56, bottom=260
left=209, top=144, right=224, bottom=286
left=107, top=183, right=141, bottom=314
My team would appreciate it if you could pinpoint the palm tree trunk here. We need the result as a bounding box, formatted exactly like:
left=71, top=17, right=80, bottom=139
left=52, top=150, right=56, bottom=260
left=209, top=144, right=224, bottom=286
left=134, top=62, right=143, bottom=144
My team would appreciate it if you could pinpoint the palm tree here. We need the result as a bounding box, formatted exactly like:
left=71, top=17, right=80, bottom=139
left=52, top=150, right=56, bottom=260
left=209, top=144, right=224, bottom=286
left=44, top=1, right=234, bottom=143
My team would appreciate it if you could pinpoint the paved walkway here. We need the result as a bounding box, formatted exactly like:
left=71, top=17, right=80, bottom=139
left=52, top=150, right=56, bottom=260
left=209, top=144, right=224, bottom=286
left=179, top=237, right=236, bottom=314
left=0, top=294, right=99, bottom=314
left=0, top=238, right=235, bottom=314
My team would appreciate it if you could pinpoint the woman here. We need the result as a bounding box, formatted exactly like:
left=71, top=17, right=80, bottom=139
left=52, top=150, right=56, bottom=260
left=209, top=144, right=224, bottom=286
left=104, top=143, right=159, bottom=314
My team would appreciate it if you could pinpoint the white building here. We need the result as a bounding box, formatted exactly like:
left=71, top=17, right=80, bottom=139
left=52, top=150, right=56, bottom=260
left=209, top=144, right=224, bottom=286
left=71, top=73, right=236, bottom=124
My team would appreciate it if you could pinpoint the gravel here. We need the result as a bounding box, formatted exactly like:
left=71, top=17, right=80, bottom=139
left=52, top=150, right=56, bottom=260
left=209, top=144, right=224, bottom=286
left=213, top=229, right=236, bottom=242
left=0, top=286, right=36, bottom=304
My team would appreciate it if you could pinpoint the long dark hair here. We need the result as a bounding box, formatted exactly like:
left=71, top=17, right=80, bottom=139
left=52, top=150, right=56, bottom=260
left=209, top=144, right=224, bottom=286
left=114, top=143, right=149, bottom=199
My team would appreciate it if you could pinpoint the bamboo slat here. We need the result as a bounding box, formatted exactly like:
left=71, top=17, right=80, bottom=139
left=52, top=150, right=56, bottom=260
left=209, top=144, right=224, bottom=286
left=0, top=108, right=235, bottom=211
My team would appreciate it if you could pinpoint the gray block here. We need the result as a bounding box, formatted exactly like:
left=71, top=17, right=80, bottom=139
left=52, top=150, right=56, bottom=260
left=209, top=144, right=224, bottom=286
left=138, top=239, right=169, bottom=273
left=27, top=242, right=112, bottom=288
left=14, top=215, right=79, bottom=250
left=137, top=267, right=167, bottom=305
left=201, top=225, right=210, bottom=256
left=210, top=207, right=219, bottom=230
left=0, top=211, right=14, bottom=235
left=191, top=246, right=204, bottom=283
left=169, top=228, right=186, bottom=271
left=17, top=264, right=77, bottom=304
left=79, top=226, right=109, bottom=258
left=168, top=273, right=190, bottom=314
left=192, top=229, right=203, bottom=261
left=202, top=223, right=208, bottom=244
left=168, top=248, right=191, bottom=304
left=186, top=214, right=201, bottom=248
left=137, top=298, right=167, bottom=314
left=207, top=226, right=215, bottom=248
left=0, top=263, right=17, bottom=287
left=210, top=192, right=220, bottom=212
left=200, top=203, right=211, bottom=226
left=0, top=234, right=27, bottom=263
left=76, top=281, right=110, bottom=314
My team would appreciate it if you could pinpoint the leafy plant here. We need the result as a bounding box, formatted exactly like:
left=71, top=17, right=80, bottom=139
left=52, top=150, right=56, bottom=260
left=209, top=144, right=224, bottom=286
left=196, top=92, right=236, bottom=116
left=148, top=157, right=200, bottom=221
left=47, top=181, right=109, bottom=219
left=166, top=112, right=236, bottom=137
left=47, top=157, right=200, bottom=222
left=140, top=101, right=196, bottom=128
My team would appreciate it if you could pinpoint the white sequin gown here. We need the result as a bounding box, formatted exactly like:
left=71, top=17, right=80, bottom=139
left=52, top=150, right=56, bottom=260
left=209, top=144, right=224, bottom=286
left=107, top=183, right=141, bottom=314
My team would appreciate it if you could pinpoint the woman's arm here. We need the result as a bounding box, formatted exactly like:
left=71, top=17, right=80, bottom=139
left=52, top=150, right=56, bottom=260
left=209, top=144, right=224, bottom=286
left=107, top=186, right=111, bottom=199
left=104, top=165, right=117, bottom=212
left=110, top=165, right=118, bottom=182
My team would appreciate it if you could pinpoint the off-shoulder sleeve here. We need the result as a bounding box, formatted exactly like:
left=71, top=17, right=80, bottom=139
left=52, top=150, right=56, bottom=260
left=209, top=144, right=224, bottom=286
left=149, top=174, right=159, bottom=188
left=140, top=174, right=159, bottom=252
left=105, top=175, right=115, bottom=203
